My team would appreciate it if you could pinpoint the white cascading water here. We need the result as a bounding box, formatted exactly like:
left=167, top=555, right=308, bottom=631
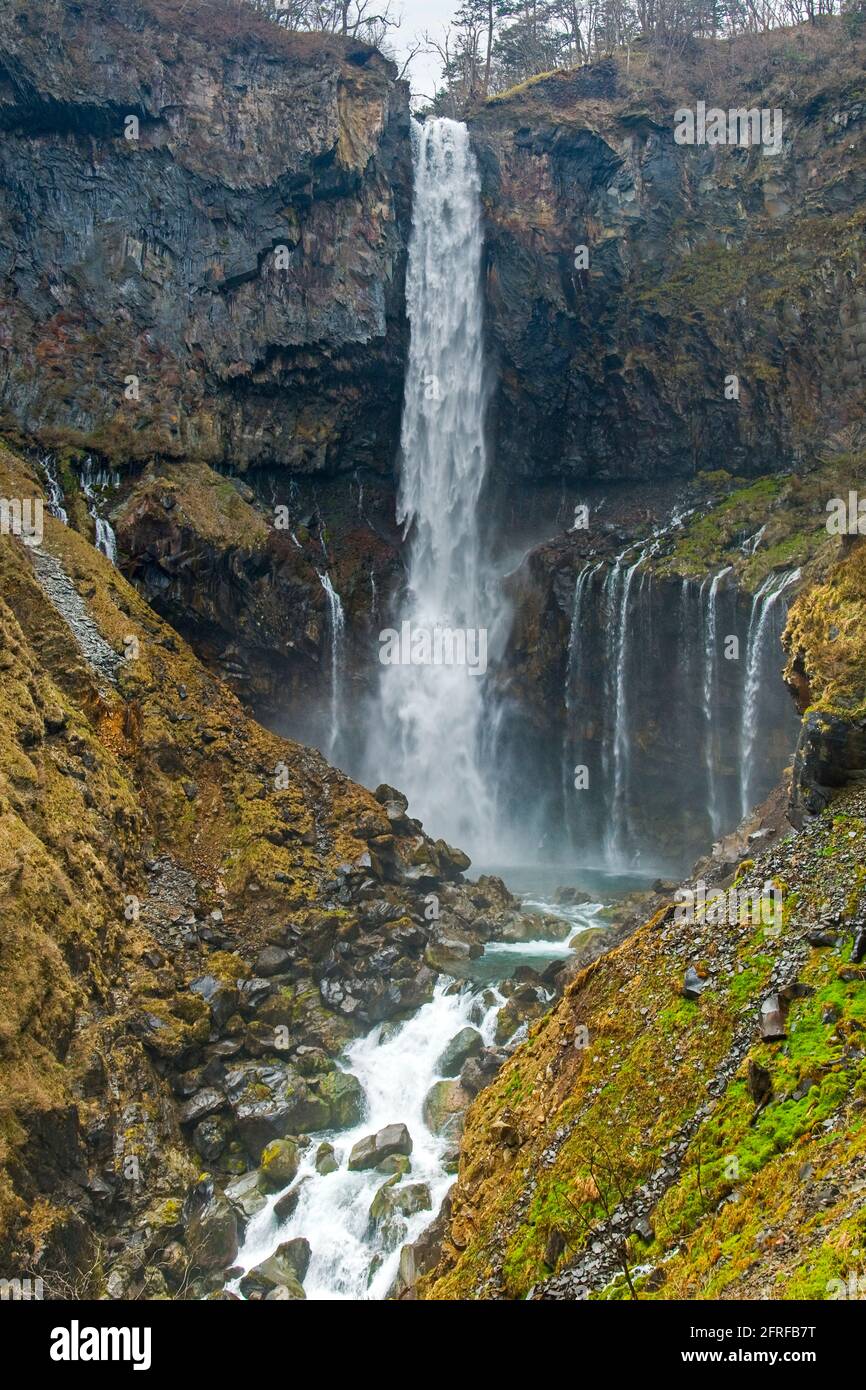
left=233, top=983, right=499, bottom=1301
left=702, top=566, right=732, bottom=840
left=364, top=118, right=498, bottom=854
left=231, top=897, right=602, bottom=1301
left=40, top=455, right=68, bottom=524
left=317, top=570, right=345, bottom=764
left=740, top=568, right=800, bottom=816
left=79, top=457, right=118, bottom=564
left=606, top=549, right=646, bottom=866
left=562, top=561, right=602, bottom=853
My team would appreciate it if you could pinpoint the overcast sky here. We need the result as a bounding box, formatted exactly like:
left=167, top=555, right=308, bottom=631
left=387, top=0, right=456, bottom=104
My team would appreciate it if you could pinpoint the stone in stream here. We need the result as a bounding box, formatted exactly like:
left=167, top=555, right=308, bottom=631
left=436, top=1026, right=483, bottom=1077
left=315, top=1142, right=339, bottom=1176
left=377, top=1152, right=411, bottom=1176
left=273, top=1177, right=309, bottom=1223
left=423, top=1079, right=471, bottom=1140
left=369, top=1177, right=432, bottom=1247
left=316, top=1069, right=364, bottom=1129
left=256, top=1137, right=300, bottom=1192
left=348, top=1122, right=413, bottom=1171
left=390, top=1194, right=453, bottom=1300
left=496, top=911, right=571, bottom=943
left=239, top=1238, right=310, bottom=1299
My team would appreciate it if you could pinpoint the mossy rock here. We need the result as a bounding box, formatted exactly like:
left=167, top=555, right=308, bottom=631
left=257, top=1138, right=300, bottom=1193
left=316, top=1069, right=364, bottom=1130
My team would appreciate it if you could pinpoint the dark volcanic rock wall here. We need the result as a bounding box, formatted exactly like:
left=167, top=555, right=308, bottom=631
left=0, top=0, right=411, bottom=475
left=469, top=41, right=866, bottom=484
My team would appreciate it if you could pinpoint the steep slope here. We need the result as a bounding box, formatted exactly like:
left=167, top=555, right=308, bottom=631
left=0, top=441, right=505, bottom=1297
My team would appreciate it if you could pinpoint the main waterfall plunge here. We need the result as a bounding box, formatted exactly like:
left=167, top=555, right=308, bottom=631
left=351, top=115, right=799, bottom=874
left=362, top=118, right=502, bottom=855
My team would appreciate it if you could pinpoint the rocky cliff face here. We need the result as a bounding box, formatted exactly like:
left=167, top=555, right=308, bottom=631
left=469, top=35, right=866, bottom=485
left=0, top=0, right=411, bottom=477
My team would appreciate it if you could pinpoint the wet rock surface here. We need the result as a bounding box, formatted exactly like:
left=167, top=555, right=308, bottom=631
left=0, top=0, right=412, bottom=478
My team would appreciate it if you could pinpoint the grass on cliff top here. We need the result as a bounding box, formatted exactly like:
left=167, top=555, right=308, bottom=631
left=479, top=19, right=866, bottom=124
left=651, top=453, right=866, bottom=591
left=119, top=460, right=270, bottom=551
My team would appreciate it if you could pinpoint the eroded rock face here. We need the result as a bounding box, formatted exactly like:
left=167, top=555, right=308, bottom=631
left=0, top=0, right=411, bottom=476
left=469, top=57, right=866, bottom=485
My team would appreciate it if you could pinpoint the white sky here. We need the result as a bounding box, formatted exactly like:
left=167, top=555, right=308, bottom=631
left=386, top=0, right=456, bottom=105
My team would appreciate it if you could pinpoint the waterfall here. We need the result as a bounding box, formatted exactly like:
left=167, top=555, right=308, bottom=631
left=317, top=571, right=345, bottom=765
left=702, top=566, right=732, bottom=841
left=40, top=455, right=68, bottom=524
left=605, top=549, right=646, bottom=866
left=79, top=457, right=117, bottom=564
left=365, top=117, right=496, bottom=854
left=740, top=569, right=800, bottom=817
left=562, top=562, right=604, bottom=856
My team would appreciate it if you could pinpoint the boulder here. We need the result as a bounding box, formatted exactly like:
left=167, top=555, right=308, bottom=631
left=760, top=993, right=787, bottom=1040
left=377, top=1153, right=411, bottom=1176
left=178, top=1086, right=226, bottom=1127
left=189, top=975, right=239, bottom=1028
left=423, top=1079, right=471, bottom=1139
left=348, top=1123, right=413, bottom=1171
left=274, top=1179, right=308, bottom=1223
left=257, top=1138, right=300, bottom=1192
left=192, top=1114, right=233, bottom=1163
left=225, top=1172, right=268, bottom=1221
left=436, top=1027, right=483, bottom=1077
left=182, top=1179, right=240, bottom=1272
left=224, top=1061, right=330, bottom=1160
left=390, top=1194, right=452, bottom=1299
left=424, top=931, right=483, bottom=974
left=239, top=1238, right=310, bottom=1299
left=682, top=965, right=710, bottom=1000
left=315, top=1142, right=339, bottom=1176
left=317, top=1069, right=364, bottom=1129
left=497, top=911, right=571, bottom=944
left=369, top=1178, right=432, bottom=1247
left=460, top=1047, right=507, bottom=1097
left=255, top=946, right=292, bottom=976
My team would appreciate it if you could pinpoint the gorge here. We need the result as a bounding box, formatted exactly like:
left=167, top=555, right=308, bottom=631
left=0, top=0, right=865, bottom=1315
